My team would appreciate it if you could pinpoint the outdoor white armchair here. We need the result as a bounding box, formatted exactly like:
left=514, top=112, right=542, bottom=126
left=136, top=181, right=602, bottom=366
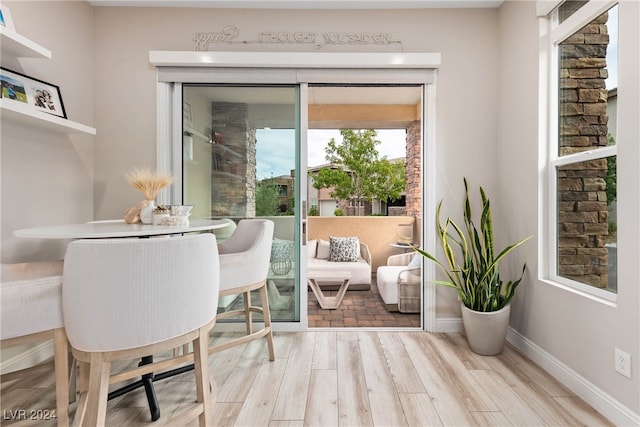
left=376, top=252, right=422, bottom=313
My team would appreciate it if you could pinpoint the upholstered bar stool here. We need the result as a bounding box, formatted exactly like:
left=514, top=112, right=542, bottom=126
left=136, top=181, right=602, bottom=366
left=62, top=234, right=220, bottom=426
left=209, top=219, right=275, bottom=361
left=1, top=260, right=71, bottom=426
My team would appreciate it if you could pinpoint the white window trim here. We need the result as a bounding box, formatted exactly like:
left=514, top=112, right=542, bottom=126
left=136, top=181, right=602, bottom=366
left=543, top=0, right=618, bottom=304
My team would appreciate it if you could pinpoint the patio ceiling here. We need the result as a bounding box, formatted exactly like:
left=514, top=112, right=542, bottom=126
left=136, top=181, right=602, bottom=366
left=190, top=85, right=422, bottom=129
left=308, top=85, right=421, bottom=129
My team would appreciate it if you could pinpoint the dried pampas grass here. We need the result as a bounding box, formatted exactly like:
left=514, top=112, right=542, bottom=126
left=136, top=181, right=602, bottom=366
left=126, top=168, right=173, bottom=201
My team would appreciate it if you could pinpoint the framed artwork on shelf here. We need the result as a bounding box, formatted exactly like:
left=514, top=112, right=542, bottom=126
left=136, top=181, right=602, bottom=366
left=0, top=5, right=15, bottom=31
left=0, top=67, right=66, bottom=119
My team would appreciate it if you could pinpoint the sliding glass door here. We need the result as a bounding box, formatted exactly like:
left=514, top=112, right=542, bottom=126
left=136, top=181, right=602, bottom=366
left=182, top=84, right=300, bottom=322
left=153, top=57, right=438, bottom=331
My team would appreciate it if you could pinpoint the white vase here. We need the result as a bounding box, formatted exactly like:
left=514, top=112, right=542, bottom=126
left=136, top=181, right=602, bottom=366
left=140, top=200, right=155, bottom=224
left=460, top=302, right=511, bottom=356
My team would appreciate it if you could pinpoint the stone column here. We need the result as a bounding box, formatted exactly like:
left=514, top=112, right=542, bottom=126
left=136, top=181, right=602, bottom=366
left=210, top=102, right=256, bottom=217
left=405, top=120, right=422, bottom=219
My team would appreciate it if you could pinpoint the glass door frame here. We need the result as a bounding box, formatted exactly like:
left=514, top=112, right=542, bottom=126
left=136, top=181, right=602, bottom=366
left=151, top=52, right=440, bottom=332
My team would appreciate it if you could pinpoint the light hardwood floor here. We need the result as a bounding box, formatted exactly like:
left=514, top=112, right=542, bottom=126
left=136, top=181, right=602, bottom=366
left=1, top=331, right=613, bottom=426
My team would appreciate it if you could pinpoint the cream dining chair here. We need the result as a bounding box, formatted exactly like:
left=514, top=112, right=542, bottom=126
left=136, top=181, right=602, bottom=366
left=209, top=219, right=275, bottom=360
left=62, top=233, right=220, bottom=426
left=1, top=260, right=72, bottom=427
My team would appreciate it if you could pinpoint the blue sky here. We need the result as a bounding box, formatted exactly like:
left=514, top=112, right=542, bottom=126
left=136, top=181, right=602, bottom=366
left=256, top=129, right=406, bottom=180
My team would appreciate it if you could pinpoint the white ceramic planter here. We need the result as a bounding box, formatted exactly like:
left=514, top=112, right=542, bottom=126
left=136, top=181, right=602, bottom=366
left=460, top=302, right=511, bottom=356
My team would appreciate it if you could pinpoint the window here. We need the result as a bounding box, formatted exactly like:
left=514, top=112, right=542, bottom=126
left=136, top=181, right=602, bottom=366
left=549, top=1, right=618, bottom=299
left=276, top=185, right=288, bottom=197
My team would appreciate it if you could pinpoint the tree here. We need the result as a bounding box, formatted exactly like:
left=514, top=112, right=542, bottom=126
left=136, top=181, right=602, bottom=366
left=311, top=129, right=406, bottom=215
left=255, top=181, right=279, bottom=216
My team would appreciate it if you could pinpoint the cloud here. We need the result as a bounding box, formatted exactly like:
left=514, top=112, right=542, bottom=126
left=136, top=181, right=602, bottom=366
left=307, top=129, right=339, bottom=166
left=308, top=129, right=407, bottom=166
left=256, top=129, right=296, bottom=179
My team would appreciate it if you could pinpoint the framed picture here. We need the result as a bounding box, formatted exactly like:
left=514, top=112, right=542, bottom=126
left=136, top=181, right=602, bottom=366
left=0, top=67, right=66, bottom=118
left=0, top=4, right=15, bottom=31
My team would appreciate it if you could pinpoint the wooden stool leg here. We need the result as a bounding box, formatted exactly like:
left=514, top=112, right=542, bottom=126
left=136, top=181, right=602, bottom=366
left=259, top=284, right=275, bottom=361
left=71, top=359, right=90, bottom=427
left=71, top=391, right=87, bottom=427
left=68, top=355, right=77, bottom=404
left=194, top=327, right=212, bottom=427
left=78, top=360, right=89, bottom=393
left=84, top=353, right=111, bottom=426
left=53, top=328, right=69, bottom=427
left=244, top=291, right=253, bottom=335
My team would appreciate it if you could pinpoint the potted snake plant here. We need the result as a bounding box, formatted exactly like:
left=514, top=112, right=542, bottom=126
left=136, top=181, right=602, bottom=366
left=413, top=178, right=531, bottom=355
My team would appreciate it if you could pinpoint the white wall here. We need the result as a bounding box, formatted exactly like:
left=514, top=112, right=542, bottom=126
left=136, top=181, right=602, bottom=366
left=1, top=1, right=94, bottom=365
left=497, top=0, right=639, bottom=420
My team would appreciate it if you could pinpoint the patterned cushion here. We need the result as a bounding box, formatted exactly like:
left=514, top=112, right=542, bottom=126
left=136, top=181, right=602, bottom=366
left=329, top=236, right=360, bottom=262
left=271, top=238, right=294, bottom=262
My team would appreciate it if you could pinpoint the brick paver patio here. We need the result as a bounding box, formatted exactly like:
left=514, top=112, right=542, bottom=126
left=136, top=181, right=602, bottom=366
left=307, top=277, right=421, bottom=328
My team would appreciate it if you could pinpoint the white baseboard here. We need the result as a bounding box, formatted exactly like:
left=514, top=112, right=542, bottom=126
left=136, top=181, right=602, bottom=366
left=507, top=328, right=640, bottom=427
left=0, top=341, right=53, bottom=375
left=435, top=317, right=464, bottom=332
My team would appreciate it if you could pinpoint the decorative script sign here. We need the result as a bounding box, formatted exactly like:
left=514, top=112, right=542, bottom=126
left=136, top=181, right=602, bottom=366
left=193, top=26, right=240, bottom=51
left=193, top=26, right=398, bottom=51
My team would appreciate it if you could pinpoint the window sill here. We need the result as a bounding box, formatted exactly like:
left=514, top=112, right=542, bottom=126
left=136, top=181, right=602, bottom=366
left=540, top=278, right=617, bottom=307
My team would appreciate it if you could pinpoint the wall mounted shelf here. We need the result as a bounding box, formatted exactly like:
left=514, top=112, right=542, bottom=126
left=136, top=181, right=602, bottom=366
left=184, top=126, right=242, bottom=158
left=212, top=171, right=245, bottom=181
left=0, top=27, right=95, bottom=136
left=183, top=126, right=210, bottom=142
left=0, top=26, right=51, bottom=64
left=212, top=143, right=243, bottom=159
left=1, top=100, right=96, bottom=135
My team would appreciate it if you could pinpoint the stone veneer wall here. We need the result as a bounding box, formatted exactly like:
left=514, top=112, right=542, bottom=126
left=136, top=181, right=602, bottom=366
left=405, top=120, right=422, bottom=219
left=557, top=10, right=610, bottom=287
left=210, top=102, right=256, bottom=217
left=340, top=201, right=371, bottom=216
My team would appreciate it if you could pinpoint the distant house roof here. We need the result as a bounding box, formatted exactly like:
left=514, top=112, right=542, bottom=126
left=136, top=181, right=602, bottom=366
left=307, top=163, right=340, bottom=173
left=308, top=156, right=405, bottom=174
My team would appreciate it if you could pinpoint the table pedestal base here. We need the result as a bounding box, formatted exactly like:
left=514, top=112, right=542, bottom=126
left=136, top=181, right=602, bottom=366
left=307, top=271, right=352, bottom=309
left=107, top=356, right=195, bottom=422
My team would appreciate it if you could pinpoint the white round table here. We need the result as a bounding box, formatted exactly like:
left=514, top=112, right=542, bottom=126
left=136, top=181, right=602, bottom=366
left=14, top=219, right=229, bottom=239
